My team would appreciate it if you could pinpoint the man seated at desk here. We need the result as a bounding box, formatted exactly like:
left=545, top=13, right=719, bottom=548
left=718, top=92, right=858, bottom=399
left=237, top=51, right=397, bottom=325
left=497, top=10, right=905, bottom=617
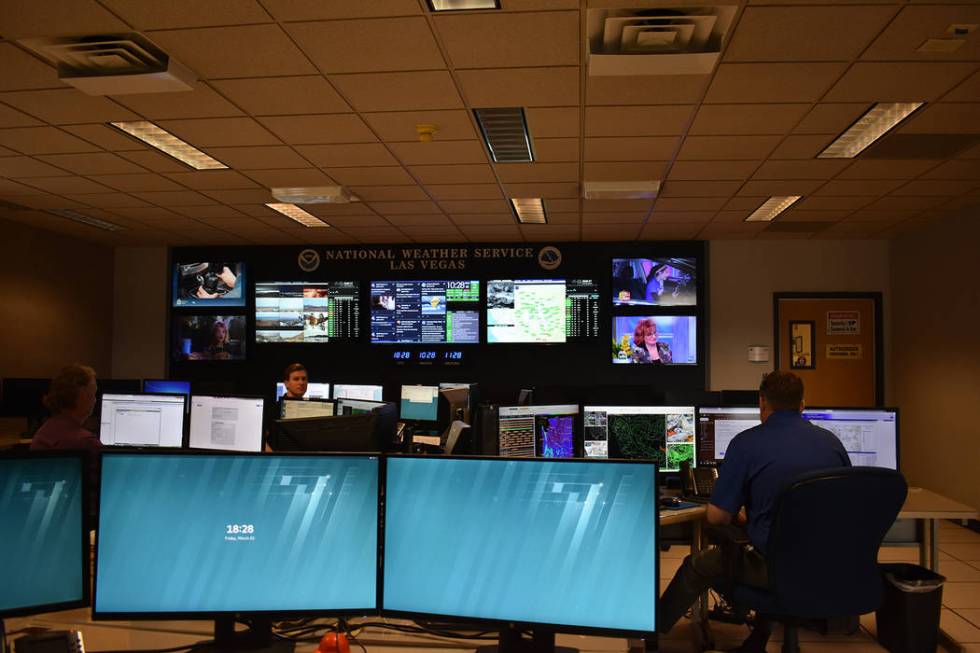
left=282, top=362, right=309, bottom=400
left=658, top=371, right=850, bottom=645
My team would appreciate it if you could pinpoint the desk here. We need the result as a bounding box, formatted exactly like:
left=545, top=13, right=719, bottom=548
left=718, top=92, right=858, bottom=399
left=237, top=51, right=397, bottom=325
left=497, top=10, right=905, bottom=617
left=898, top=487, right=978, bottom=571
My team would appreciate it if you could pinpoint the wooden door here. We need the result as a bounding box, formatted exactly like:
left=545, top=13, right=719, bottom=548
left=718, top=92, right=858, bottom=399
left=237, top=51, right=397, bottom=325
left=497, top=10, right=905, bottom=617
left=774, top=294, right=882, bottom=407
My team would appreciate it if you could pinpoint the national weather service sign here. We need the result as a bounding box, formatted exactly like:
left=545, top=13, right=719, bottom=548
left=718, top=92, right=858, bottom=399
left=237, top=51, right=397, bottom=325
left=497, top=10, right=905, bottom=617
left=297, top=245, right=551, bottom=272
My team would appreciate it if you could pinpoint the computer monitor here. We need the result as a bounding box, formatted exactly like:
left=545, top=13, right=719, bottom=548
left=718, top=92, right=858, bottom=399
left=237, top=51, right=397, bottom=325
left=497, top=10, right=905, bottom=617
left=275, top=382, right=331, bottom=401
left=400, top=385, right=439, bottom=422
left=370, top=280, right=480, bottom=344
left=383, top=457, right=657, bottom=637
left=497, top=404, right=579, bottom=458
left=332, top=384, right=384, bottom=402
left=0, top=452, right=88, bottom=618
left=188, top=395, right=264, bottom=452
left=696, top=406, right=761, bottom=466
left=281, top=397, right=335, bottom=420
left=274, top=414, right=379, bottom=452
left=0, top=377, right=50, bottom=418
left=802, top=408, right=899, bottom=469
left=142, top=379, right=191, bottom=397
left=99, top=393, right=186, bottom=448
left=94, top=452, right=379, bottom=621
left=486, top=279, right=600, bottom=343
left=583, top=405, right=696, bottom=472
left=255, top=281, right=360, bottom=343
left=336, top=399, right=385, bottom=415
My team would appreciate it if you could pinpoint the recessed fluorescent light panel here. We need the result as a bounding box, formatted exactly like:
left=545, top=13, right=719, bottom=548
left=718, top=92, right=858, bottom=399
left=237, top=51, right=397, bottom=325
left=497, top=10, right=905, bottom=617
left=109, top=121, right=227, bottom=170
left=265, top=203, right=331, bottom=228
left=427, top=0, right=500, bottom=11
left=744, top=196, right=801, bottom=223
left=474, top=107, right=534, bottom=163
left=511, top=198, right=546, bottom=224
left=818, top=103, right=924, bottom=159
left=48, top=209, right=124, bottom=231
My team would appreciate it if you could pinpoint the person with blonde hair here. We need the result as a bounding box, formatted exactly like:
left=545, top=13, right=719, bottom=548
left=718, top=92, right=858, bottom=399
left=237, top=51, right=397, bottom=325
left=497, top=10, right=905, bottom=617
left=30, top=364, right=101, bottom=453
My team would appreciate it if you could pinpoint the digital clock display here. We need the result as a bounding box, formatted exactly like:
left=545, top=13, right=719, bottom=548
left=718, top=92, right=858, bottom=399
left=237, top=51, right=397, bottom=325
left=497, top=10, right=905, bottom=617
left=419, top=351, right=437, bottom=360
left=393, top=351, right=413, bottom=361
left=444, top=351, right=463, bottom=360
left=225, top=524, right=255, bottom=535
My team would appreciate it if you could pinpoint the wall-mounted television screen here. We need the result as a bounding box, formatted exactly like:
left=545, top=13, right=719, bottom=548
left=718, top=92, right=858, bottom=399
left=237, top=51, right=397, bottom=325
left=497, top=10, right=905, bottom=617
left=612, top=316, right=697, bottom=365
left=370, top=280, right=480, bottom=344
left=583, top=405, right=696, bottom=471
left=172, top=262, right=245, bottom=308
left=173, top=315, right=247, bottom=361
left=611, top=258, right=696, bottom=307
left=487, top=279, right=599, bottom=343
left=255, top=281, right=360, bottom=343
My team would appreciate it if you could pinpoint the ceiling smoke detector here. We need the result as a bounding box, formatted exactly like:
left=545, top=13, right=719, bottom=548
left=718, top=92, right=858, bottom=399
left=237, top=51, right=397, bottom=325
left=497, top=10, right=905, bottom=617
left=271, top=186, right=359, bottom=204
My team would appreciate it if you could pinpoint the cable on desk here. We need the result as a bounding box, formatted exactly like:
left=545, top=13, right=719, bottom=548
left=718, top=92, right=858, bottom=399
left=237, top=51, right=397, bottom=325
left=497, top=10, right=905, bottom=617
left=87, top=643, right=210, bottom=653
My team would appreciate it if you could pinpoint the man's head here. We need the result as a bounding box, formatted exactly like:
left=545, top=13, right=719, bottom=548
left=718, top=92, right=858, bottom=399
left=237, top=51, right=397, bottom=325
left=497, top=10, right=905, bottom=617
left=759, top=370, right=804, bottom=421
left=282, top=363, right=308, bottom=399
left=44, top=364, right=97, bottom=421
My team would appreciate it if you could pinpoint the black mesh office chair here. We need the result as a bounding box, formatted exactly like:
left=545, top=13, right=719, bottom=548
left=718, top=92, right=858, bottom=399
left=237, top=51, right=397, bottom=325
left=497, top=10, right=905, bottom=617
left=727, top=467, right=908, bottom=653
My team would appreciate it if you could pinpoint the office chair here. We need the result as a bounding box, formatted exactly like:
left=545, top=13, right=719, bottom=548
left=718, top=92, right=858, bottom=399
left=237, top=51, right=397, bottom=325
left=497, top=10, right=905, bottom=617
left=723, top=467, right=907, bottom=653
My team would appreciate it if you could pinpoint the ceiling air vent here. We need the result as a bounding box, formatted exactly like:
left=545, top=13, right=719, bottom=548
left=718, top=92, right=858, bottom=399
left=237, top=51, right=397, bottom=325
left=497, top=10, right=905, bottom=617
left=19, top=33, right=196, bottom=95
left=474, top=108, right=534, bottom=163
left=587, top=6, right=736, bottom=76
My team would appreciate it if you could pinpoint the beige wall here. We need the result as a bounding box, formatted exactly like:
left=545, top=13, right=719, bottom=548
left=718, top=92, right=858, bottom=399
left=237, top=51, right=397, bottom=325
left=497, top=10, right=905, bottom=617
left=0, top=219, right=114, bottom=377
left=111, top=246, right=168, bottom=379
left=709, top=239, right=892, bottom=393
left=891, top=214, right=980, bottom=510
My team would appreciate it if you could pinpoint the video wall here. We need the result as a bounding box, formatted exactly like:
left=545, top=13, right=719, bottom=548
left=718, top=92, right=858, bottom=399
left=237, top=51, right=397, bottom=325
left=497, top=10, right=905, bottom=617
left=168, top=242, right=707, bottom=398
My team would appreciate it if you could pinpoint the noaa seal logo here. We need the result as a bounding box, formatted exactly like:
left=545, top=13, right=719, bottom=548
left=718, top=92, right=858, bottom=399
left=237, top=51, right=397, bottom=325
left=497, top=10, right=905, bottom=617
left=297, top=249, right=321, bottom=272
left=537, top=246, right=562, bottom=271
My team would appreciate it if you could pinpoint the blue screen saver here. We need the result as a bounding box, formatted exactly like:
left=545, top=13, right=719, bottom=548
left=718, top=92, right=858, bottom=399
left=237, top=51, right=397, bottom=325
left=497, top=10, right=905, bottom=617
left=96, top=454, right=379, bottom=614
left=383, top=457, right=657, bottom=633
left=0, top=456, right=84, bottom=614
left=143, top=380, right=192, bottom=395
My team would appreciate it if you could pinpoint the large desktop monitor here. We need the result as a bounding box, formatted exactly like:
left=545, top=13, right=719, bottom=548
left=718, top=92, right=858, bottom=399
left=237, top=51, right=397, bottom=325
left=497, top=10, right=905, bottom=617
left=275, top=382, right=331, bottom=401
left=99, top=393, right=186, bottom=448
left=255, top=281, right=360, bottom=343
left=583, top=405, right=696, bottom=472
left=487, top=279, right=599, bottom=343
left=497, top=404, right=580, bottom=458
left=400, top=385, right=439, bottom=422
left=336, top=399, right=385, bottom=415
left=189, top=395, right=264, bottom=452
left=383, top=457, right=657, bottom=636
left=332, top=384, right=384, bottom=402
left=280, top=398, right=335, bottom=420
left=696, top=406, right=761, bottom=466
left=0, top=452, right=88, bottom=618
left=274, top=414, right=379, bottom=452
left=142, top=379, right=191, bottom=400
left=370, top=280, right=480, bottom=344
left=94, top=452, right=379, bottom=617
left=802, top=408, right=899, bottom=469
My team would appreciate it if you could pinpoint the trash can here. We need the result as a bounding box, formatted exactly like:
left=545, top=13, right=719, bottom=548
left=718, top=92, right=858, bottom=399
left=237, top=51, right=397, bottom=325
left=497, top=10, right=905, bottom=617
left=875, top=563, right=945, bottom=653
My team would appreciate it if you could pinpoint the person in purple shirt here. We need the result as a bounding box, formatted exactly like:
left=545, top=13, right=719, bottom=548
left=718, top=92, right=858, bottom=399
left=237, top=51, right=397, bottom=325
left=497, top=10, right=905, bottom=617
left=31, top=364, right=101, bottom=453
left=658, top=371, right=850, bottom=645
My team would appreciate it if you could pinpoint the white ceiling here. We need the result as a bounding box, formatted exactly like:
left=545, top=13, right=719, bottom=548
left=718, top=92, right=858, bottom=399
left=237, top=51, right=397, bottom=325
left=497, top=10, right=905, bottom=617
left=0, top=0, right=978, bottom=246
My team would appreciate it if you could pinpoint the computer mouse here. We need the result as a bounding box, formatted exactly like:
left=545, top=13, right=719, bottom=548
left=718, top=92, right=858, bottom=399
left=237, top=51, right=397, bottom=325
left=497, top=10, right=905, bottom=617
left=660, top=496, right=682, bottom=508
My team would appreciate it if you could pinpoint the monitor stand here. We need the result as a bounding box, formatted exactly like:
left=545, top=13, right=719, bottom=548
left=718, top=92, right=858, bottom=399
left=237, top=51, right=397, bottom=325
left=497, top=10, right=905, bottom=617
left=477, top=626, right=577, bottom=653
left=192, top=618, right=296, bottom=653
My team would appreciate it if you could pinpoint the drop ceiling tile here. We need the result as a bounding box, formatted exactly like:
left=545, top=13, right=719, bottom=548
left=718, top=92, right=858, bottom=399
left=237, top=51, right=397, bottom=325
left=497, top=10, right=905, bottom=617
left=496, top=162, right=578, bottom=183
left=116, top=150, right=190, bottom=173
left=845, top=210, right=920, bottom=223
left=540, top=199, right=578, bottom=212
left=0, top=146, right=17, bottom=157
left=204, top=146, right=312, bottom=170
left=0, top=89, right=141, bottom=125
left=668, top=161, right=759, bottom=181
left=583, top=161, right=667, bottom=182
left=304, top=213, right=389, bottom=228
left=408, top=164, right=496, bottom=184
left=521, top=225, right=579, bottom=242
left=662, top=181, right=742, bottom=197
left=349, top=186, right=428, bottom=202
left=944, top=70, right=980, bottom=103
left=88, top=173, right=185, bottom=192
left=35, top=153, right=147, bottom=175
left=0, top=178, right=41, bottom=195
left=299, top=203, right=377, bottom=218
left=457, top=67, right=579, bottom=108
left=195, top=218, right=266, bottom=232
left=62, top=124, right=146, bottom=151
left=654, top=197, right=728, bottom=212
left=338, top=226, right=408, bottom=243
left=0, top=156, right=72, bottom=178
left=0, top=43, right=61, bottom=92
left=362, top=110, right=477, bottom=142
left=891, top=180, right=980, bottom=196
left=752, top=160, right=851, bottom=180
left=585, top=137, right=677, bottom=162
left=582, top=224, right=642, bottom=241
left=690, top=105, right=810, bottom=136
left=326, top=166, right=415, bottom=186
left=0, top=127, right=102, bottom=154
left=368, top=200, right=441, bottom=215
left=863, top=5, right=980, bottom=62
left=725, top=5, right=898, bottom=62
left=525, top=108, right=580, bottom=139
left=0, top=0, right=129, bottom=39
left=330, top=71, right=463, bottom=112
left=11, top=195, right=89, bottom=210
left=65, top=193, right=149, bottom=208
left=385, top=214, right=452, bottom=227
left=134, top=190, right=220, bottom=206
left=815, top=179, right=904, bottom=196
left=899, top=104, right=980, bottom=134
left=100, top=0, right=271, bottom=28
left=723, top=197, right=768, bottom=211
left=0, top=103, right=42, bottom=128
left=738, top=179, right=825, bottom=196
left=427, top=184, right=503, bottom=201
left=582, top=199, right=651, bottom=213
left=534, top=138, right=580, bottom=162
left=795, top=196, right=875, bottom=211
left=201, top=189, right=274, bottom=204
left=440, top=199, right=512, bottom=214
left=676, top=135, right=781, bottom=161
left=165, top=170, right=262, bottom=190
left=112, top=83, right=244, bottom=120
left=458, top=225, right=522, bottom=241
left=19, top=176, right=113, bottom=195
left=922, top=160, right=980, bottom=180
left=149, top=25, right=317, bottom=78
left=210, top=77, right=350, bottom=116
left=778, top=209, right=852, bottom=222
left=169, top=205, right=248, bottom=219
left=157, top=117, right=280, bottom=147
left=286, top=17, right=445, bottom=74
left=586, top=75, right=709, bottom=106
left=258, top=115, right=376, bottom=145
left=296, top=144, right=397, bottom=167
left=649, top=211, right=716, bottom=224
left=586, top=106, right=695, bottom=137
left=544, top=212, right=579, bottom=225
left=434, top=11, right=578, bottom=69
left=706, top=63, right=847, bottom=104
left=388, top=141, right=488, bottom=165
left=107, top=206, right=181, bottom=220
left=451, top=213, right=515, bottom=226
left=837, top=160, right=941, bottom=180
left=825, top=63, right=977, bottom=104
left=262, top=1, right=420, bottom=20
left=639, top=223, right=703, bottom=240
left=503, top=182, right=578, bottom=199
left=770, top=135, right=836, bottom=160
left=793, top=104, right=869, bottom=135
left=399, top=224, right=462, bottom=237
left=712, top=210, right=754, bottom=222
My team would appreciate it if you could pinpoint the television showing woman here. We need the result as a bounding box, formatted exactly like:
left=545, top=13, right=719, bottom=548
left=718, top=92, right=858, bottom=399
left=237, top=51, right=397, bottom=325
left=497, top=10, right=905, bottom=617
left=631, top=318, right=672, bottom=365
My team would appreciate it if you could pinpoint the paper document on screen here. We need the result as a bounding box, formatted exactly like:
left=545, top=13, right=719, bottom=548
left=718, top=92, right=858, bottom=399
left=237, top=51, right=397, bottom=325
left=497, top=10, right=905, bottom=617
left=115, top=408, right=163, bottom=446
left=211, top=407, right=238, bottom=445
left=403, top=386, right=435, bottom=404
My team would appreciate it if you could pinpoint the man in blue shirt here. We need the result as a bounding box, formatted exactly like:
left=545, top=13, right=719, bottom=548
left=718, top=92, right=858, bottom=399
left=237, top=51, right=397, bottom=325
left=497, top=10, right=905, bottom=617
left=658, top=371, right=850, bottom=642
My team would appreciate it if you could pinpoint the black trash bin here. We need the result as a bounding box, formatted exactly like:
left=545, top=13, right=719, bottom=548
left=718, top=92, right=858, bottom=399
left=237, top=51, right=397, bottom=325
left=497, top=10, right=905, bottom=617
left=875, top=563, right=946, bottom=653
